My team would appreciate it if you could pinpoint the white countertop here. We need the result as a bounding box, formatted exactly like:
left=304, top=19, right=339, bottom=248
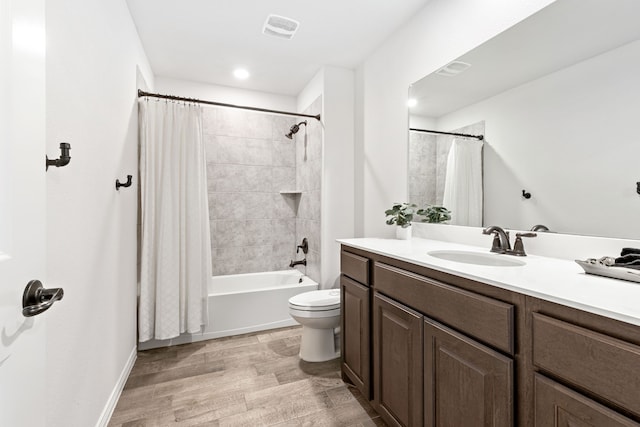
left=337, top=237, right=640, bottom=327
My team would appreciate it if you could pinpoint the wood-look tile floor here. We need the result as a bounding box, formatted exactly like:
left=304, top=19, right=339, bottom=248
left=109, top=326, right=385, bottom=426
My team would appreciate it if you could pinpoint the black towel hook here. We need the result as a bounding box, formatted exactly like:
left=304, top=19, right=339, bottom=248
left=116, top=175, right=132, bottom=190
left=636, top=182, right=640, bottom=195
left=522, top=189, right=531, bottom=199
left=46, top=142, right=71, bottom=171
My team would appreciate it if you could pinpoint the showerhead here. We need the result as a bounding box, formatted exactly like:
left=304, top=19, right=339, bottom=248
left=285, top=120, right=307, bottom=139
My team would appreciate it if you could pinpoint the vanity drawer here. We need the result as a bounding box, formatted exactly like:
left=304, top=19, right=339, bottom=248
left=374, top=262, right=514, bottom=355
left=341, top=250, right=370, bottom=285
left=533, top=313, right=640, bottom=417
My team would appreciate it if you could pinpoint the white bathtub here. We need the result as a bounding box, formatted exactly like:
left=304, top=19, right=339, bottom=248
left=138, top=270, right=318, bottom=350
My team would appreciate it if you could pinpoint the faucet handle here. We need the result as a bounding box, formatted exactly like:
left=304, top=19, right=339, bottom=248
left=297, top=237, right=309, bottom=254
left=516, top=232, right=537, bottom=238
left=512, top=232, right=537, bottom=256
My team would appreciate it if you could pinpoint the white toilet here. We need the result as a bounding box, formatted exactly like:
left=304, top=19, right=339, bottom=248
left=288, top=289, right=341, bottom=362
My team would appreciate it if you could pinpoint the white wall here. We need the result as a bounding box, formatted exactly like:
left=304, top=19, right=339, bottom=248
left=409, top=115, right=436, bottom=130
left=155, top=76, right=296, bottom=112
left=356, top=0, right=555, bottom=237
left=297, top=69, right=324, bottom=117
left=320, top=67, right=355, bottom=289
left=297, top=66, right=355, bottom=289
left=45, top=0, right=153, bottom=425
left=354, top=66, right=365, bottom=237
left=435, top=40, right=640, bottom=239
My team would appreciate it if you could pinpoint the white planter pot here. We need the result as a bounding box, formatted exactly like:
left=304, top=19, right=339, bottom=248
left=396, top=226, right=412, bottom=240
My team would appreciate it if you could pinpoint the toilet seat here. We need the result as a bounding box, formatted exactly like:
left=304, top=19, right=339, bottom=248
left=289, top=307, right=340, bottom=319
left=288, top=289, right=340, bottom=312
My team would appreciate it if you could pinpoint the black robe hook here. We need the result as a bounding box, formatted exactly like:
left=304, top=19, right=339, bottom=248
left=46, top=143, right=71, bottom=171
left=116, top=175, right=132, bottom=190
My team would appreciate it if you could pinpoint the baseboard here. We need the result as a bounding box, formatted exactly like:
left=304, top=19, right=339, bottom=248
left=138, top=318, right=298, bottom=350
left=95, top=345, right=137, bottom=427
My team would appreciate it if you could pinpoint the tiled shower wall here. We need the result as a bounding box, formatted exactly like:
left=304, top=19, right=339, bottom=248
left=409, top=121, right=485, bottom=208
left=408, top=130, right=438, bottom=207
left=294, top=96, right=322, bottom=283
left=204, top=107, right=300, bottom=276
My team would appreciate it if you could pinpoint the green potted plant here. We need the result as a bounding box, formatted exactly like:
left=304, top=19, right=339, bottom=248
left=417, top=205, right=451, bottom=223
left=385, top=203, right=417, bottom=239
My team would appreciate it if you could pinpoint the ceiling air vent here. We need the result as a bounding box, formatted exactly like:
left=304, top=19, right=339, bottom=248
left=263, top=14, right=299, bottom=40
left=436, top=61, right=471, bottom=77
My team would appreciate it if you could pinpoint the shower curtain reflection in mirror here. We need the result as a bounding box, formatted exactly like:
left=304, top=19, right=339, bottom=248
left=138, top=99, right=212, bottom=342
left=408, top=122, right=484, bottom=226
left=442, top=138, right=483, bottom=226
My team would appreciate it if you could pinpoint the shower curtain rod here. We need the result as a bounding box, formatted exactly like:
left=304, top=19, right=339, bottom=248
left=138, top=90, right=321, bottom=121
left=410, top=127, right=484, bottom=141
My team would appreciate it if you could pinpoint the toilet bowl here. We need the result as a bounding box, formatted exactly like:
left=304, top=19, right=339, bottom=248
left=288, top=289, right=341, bottom=362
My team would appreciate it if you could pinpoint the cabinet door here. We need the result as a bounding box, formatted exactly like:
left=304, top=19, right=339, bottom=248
left=341, top=275, right=370, bottom=397
left=534, top=374, right=640, bottom=427
left=424, top=319, right=513, bottom=427
left=373, top=292, right=423, bottom=427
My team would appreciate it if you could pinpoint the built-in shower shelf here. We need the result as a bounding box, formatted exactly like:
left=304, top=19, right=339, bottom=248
left=279, top=191, right=302, bottom=195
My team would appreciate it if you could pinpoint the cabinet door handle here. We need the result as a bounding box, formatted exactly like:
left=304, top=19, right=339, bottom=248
left=22, top=280, right=64, bottom=317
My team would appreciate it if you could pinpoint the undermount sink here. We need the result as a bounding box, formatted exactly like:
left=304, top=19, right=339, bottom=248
left=427, top=250, right=526, bottom=267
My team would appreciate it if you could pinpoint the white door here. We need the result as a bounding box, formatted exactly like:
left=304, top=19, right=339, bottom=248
left=0, top=0, right=48, bottom=426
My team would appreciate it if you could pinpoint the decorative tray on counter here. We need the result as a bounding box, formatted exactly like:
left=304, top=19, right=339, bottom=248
left=575, top=259, right=640, bottom=284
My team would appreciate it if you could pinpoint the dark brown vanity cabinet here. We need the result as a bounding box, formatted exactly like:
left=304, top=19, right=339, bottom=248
left=340, top=250, right=371, bottom=398
left=372, top=292, right=423, bottom=427
left=534, top=374, right=640, bottom=427
left=341, top=275, right=370, bottom=397
left=340, top=245, right=640, bottom=427
left=371, top=260, right=514, bottom=427
left=530, top=306, right=640, bottom=427
left=424, top=319, right=513, bottom=427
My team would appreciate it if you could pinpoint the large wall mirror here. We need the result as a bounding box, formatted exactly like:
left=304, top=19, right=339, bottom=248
left=408, top=0, right=640, bottom=240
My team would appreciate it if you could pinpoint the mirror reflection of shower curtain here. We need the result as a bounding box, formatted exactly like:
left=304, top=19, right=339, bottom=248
left=442, top=138, right=484, bottom=226
left=138, top=99, right=212, bottom=342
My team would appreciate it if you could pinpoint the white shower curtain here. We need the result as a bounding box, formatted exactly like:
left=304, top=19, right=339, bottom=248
left=442, top=138, right=484, bottom=227
left=138, top=99, right=212, bottom=342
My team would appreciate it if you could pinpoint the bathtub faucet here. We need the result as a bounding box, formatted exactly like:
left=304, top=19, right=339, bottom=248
left=289, top=258, right=307, bottom=268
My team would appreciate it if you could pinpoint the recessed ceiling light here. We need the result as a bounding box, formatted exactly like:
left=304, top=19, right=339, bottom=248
left=233, top=68, right=250, bottom=80
left=407, top=98, right=417, bottom=108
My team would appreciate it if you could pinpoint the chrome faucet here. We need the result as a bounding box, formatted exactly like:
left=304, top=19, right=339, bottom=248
left=482, top=226, right=537, bottom=256
left=482, top=226, right=511, bottom=253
